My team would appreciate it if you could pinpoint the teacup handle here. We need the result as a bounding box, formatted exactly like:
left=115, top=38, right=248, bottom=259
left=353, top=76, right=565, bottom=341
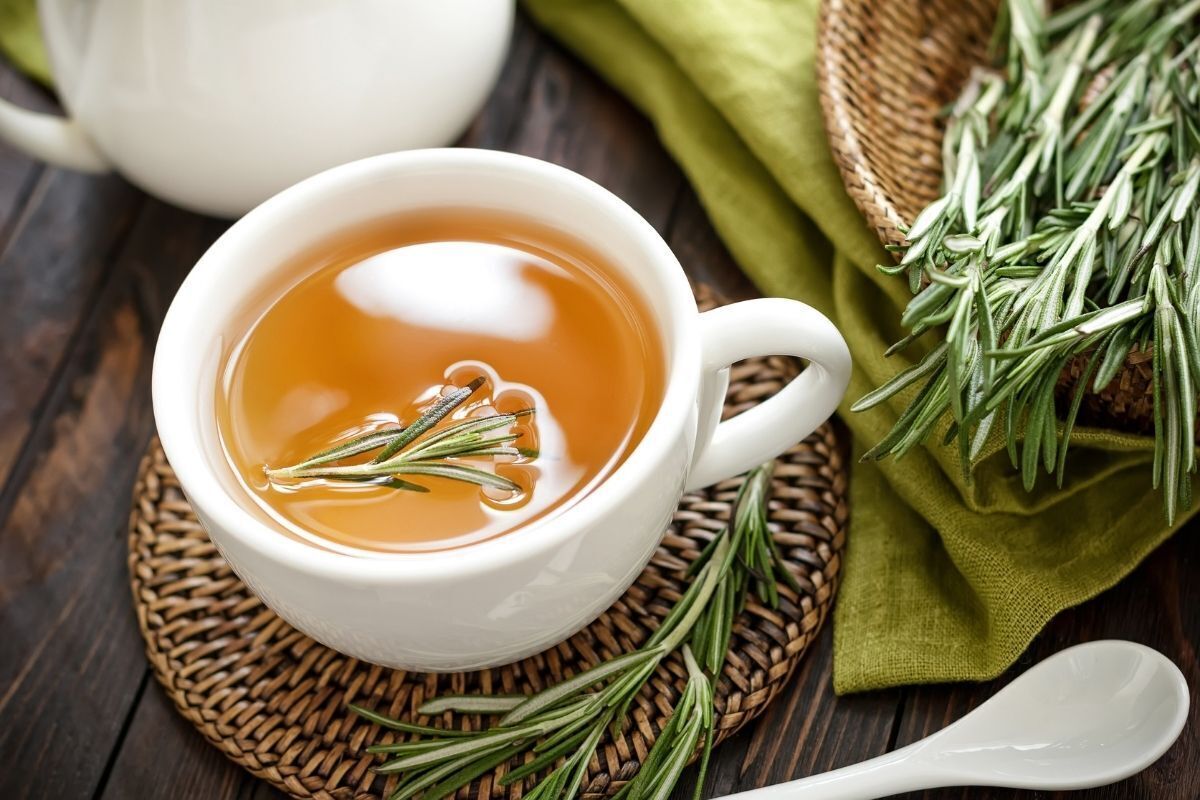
left=685, top=298, right=851, bottom=492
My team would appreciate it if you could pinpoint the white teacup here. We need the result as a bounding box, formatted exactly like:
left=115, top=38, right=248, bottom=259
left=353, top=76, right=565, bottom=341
left=0, top=0, right=512, bottom=216
left=153, top=149, right=851, bottom=671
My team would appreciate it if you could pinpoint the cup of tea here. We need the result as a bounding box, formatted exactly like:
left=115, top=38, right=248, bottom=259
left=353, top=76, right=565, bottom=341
left=153, top=149, right=851, bottom=671
left=0, top=0, right=513, bottom=216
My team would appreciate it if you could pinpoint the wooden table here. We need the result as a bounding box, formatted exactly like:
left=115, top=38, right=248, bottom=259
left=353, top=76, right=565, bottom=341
left=1, top=15, right=1196, bottom=800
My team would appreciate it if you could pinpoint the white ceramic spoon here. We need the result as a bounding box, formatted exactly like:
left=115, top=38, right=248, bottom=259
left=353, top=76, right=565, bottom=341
left=721, top=641, right=1189, bottom=800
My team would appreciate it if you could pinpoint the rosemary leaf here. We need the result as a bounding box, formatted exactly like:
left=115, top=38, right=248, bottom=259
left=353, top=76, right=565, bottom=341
left=501, top=726, right=593, bottom=783
left=388, top=463, right=520, bottom=492
left=387, top=741, right=527, bottom=800
left=267, top=376, right=534, bottom=496
left=418, top=695, right=525, bottom=716
left=373, top=377, right=486, bottom=463
left=285, top=428, right=406, bottom=472
left=347, top=704, right=475, bottom=737
left=499, top=649, right=662, bottom=727
left=376, top=725, right=544, bottom=773
left=413, top=742, right=528, bottom=800
left=349, top=462, right=791, bottom=800
left=855, top=0, right=1200, bottom=520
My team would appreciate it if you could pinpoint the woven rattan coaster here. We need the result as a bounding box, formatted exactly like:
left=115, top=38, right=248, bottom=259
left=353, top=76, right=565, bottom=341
left=127, top=288, right=849, bottom=800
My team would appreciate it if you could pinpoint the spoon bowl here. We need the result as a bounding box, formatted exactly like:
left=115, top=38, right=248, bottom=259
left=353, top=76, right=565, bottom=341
left=926, top=640, right=1190, bottom=790
left=724, top=641, right=1189, bottom=800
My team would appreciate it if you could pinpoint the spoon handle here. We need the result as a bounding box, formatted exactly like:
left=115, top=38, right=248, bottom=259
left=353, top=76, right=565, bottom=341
left=717, top=743, right=937, bottom=800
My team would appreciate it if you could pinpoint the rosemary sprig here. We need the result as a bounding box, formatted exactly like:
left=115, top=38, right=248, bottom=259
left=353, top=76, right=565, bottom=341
left=266, top=376, right=535, bottom=494
left=857, top=0, right=1200, bottom=521
left=349, top=463, right=794, bottom=800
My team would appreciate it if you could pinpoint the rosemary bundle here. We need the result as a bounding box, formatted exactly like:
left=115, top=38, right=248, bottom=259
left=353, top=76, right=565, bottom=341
left=856, top=0, right=1200, bottom=521
left=349, top=463, right=800, bottom=800
left=267, top=377, right=535, bottom=494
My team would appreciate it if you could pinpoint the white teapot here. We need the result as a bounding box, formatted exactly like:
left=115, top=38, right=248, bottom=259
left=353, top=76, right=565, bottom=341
left=0, top=0, right=514, bottom=216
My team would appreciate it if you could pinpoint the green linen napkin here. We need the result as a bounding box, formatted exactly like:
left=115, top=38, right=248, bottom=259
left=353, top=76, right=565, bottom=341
left=0, top=0, right=50, bottom=86
left=3, top=0, right=1192, bottom=693
left=520, top=0, right=1196, bottom=693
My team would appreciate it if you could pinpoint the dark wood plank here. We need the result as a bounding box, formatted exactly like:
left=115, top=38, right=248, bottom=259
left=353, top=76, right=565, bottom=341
left=665, top=187, right=757, bottom=303
left=98, top=682, right=252, bottom=800
left=247, top=781, right=288, bottom=800
left=0, top=201, right=226, bottom=800
left=0, top=59, right=55, bottom=250
left=890, top=526, right=1200, bottom=800
left=456, top=14, right=543, bottom=151
left=505, top=38, right=685, bottom=234
left=0, top=61, right=143, bottom=498
left=0, top=168, right=141, bottom=493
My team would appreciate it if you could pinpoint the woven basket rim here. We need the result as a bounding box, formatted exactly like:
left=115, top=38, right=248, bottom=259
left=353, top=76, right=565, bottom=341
left=816, top=0, right=913, bottom=249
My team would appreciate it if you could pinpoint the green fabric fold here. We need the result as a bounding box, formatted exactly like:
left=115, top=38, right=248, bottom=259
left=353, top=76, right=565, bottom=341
left=4, top=0, right=1191, bottom=692
left=522, top=0, right=1196, bottom=692
left=0, top=0, right=50, bottom=86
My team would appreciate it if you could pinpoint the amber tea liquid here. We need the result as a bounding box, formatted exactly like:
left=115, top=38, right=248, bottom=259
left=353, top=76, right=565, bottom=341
left=216, top=210, right=665, bottom=553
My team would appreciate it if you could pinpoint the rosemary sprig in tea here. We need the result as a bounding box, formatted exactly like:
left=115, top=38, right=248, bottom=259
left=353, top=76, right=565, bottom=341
left=349, top=463, right=795, bottom=800
left=858, top=0, right=1200, bottom=521
left=266, top=376, right=535, bottom=494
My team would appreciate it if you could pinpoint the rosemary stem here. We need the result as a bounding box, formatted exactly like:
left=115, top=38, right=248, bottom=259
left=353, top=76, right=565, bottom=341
left=1044, top=15, right=1102, bottom=125
left=265, top=378, right=534, bottom=495
left=658, top=536, right=732, bottom=654
left=347, top=463, right=790, bottom=800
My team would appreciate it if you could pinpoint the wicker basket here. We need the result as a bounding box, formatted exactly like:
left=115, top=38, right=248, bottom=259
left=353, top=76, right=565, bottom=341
left=816, top=0, right=1160, bottom=435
